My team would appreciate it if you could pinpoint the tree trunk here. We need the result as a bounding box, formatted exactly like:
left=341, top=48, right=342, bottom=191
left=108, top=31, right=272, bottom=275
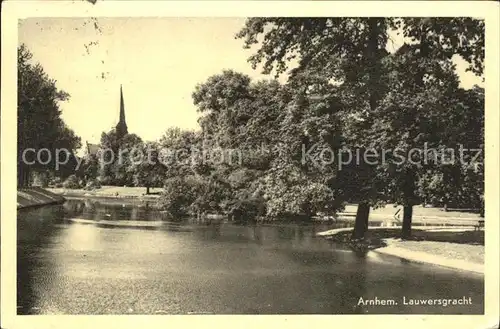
left=349, top=20, right=378, bottom=241
left=401, top=205, right=413, bottom=239
left=400, top=21, right=432, bottom=239
left=401, top=169, right=417, bottom=239
left=18, top=164, right=31, bottom=188
left=146, top=185, right=150, bottom=195
left=18, top=164, right=23, bottom=187
left=25, top=168, right=31, bottom=187
left=351, top=202, right=370, bottom=239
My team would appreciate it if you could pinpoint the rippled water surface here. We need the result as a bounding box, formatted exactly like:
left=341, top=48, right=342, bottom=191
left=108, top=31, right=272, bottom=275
left=17, top=198, right=484, bottom=314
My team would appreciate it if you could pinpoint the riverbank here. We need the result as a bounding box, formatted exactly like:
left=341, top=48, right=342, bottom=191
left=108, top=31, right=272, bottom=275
left=375, top=238, right=484, bottom=274
left=317, top=227, right=484, bottom=274
left=46, top=187, right=482, bottom=226
left=18, top=187, right=66, bottom=209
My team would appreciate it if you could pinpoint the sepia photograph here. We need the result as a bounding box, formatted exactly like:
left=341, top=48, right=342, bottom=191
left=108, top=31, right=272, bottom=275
left=1, top=1, right=499, bottom=328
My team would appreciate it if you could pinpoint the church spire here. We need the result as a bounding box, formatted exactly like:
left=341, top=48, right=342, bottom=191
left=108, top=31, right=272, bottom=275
left=116, top=84, right=128, bottom=138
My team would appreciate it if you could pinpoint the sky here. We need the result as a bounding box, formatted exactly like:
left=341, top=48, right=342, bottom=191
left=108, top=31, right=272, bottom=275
left=18, top=17, right=483, bottom=152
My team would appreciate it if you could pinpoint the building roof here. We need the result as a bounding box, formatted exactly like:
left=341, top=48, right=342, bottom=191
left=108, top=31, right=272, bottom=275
left=86, top=142, right=100, bottom=156
left=116, top=84, right=128, bottom=138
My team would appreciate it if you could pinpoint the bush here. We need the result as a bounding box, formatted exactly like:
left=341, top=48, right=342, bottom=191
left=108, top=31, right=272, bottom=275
left=62, top=174, right=80, bottom=189
left=157, top=176, right=197, bottom=218
left=33, top=171, right=50, bottom=187
left=158, top=175, right=230, bottom=219
left=84, top=179, right=101, bottom=190
left=50, top=176, right=62, bottom=186
left=228, top=196, right=267, bottom=223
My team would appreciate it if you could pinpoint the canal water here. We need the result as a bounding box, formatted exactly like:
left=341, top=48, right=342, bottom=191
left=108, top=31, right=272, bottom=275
left=17, top=198, right=484, bottom=314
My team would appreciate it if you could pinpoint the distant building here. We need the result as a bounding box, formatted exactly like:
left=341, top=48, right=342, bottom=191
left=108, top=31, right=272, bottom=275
left=115, top=84, right=128, bottom=139
left=86, top=141, right=100, bottom=157
left=85, top=85, right=128, bottom=156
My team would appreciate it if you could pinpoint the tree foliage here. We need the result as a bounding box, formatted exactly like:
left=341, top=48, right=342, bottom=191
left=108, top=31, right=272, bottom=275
left=236, top=17, right=484, bottom=238
left=17, top=44, right=81, bottom=186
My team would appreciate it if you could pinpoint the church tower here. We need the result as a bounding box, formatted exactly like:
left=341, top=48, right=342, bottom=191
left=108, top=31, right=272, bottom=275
left=115, top=85, right=128, bottom=139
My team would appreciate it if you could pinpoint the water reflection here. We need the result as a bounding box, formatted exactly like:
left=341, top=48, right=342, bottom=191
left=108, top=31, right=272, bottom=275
left=17, top=199, right=484, bottom=315
left=18, top=205, right=65, bottom=314
left=61, top=198, right=170, bottom=223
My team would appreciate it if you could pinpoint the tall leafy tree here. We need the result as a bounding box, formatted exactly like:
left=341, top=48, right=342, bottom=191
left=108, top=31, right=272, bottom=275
left=387, top=18, right=484, bottom=237
left=192, top=70, right=344, bottom=220
left=237, top=18, right=391, bottom=238
left=157, top=127, right=203, bottom=178
left=237, top=17, right=484, bottom=239
left=98, top=130, right=142, bottom=186
left=417, top=86, right=484, bottom=214
left=18, top=44, right=81, bottom=186
left=98, top=130, right=119, bottom=184
left=130, top=141, right=166, bottom=194
left=369, top=44, right=464, bottom=238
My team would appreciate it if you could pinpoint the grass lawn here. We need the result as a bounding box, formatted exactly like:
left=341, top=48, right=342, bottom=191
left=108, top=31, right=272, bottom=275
left=95, top=186, right=163, bottom=196
left=47, top=185, right=163, bottom=198
left=342, top=204, right=481, bottom=219
left=387, top=240, right=484, bottom=265
left=335, top=204, right=482, bottom=227
left=325, top=228, right=484, bottom=266
left=325, top=227, right=484, bottom=245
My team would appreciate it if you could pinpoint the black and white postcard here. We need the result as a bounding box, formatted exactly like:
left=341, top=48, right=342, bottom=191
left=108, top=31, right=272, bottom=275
left=1, top=1, right=499, bottom=329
